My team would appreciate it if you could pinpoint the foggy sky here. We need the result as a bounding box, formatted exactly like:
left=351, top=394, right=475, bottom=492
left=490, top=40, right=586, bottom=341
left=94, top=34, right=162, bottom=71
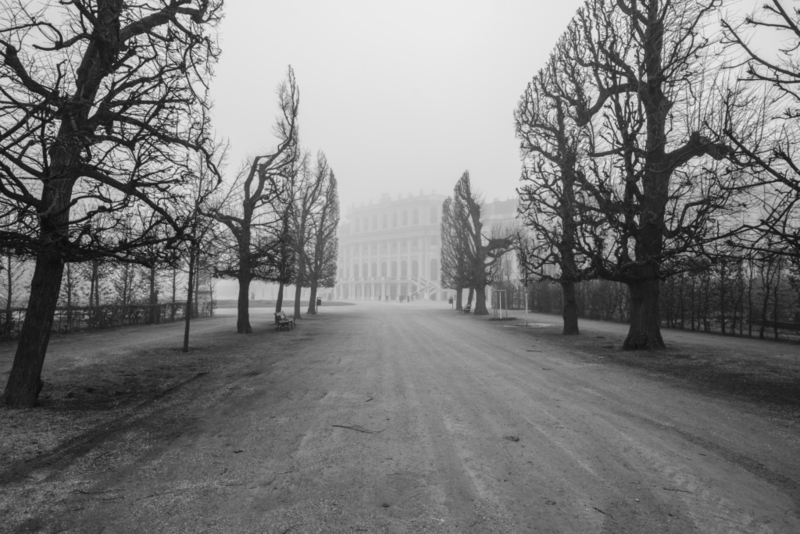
left=209, top=1, right=584, bottom=212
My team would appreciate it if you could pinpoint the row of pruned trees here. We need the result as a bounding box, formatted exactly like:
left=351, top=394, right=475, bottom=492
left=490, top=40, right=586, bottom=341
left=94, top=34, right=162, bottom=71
left=440, top=172, right=515, bottom=315
left=514, top=0, right=800, bottom=350
left=525, top=252, right=800, bottom=341
left=0, top=2, right=338, bottom=408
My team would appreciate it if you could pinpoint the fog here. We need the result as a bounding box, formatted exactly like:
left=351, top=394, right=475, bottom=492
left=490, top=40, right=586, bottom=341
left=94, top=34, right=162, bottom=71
left=209, top=1, right=584, bottom=210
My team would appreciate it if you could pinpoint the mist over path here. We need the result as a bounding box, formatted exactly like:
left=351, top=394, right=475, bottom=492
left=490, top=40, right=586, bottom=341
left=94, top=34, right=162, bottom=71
left=2, top=302, right=798, bottom=533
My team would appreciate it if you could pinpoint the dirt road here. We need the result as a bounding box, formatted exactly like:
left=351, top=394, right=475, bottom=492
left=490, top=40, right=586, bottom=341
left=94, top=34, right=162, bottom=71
left=2, top=303, right=799, bottom=533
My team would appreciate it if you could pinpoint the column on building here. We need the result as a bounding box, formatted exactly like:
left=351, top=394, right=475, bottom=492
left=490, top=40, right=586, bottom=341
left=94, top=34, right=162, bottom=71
left=407, top=237, right=412, bottom=299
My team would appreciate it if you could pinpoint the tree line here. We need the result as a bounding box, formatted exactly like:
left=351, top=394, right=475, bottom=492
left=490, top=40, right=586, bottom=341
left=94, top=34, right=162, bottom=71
left=514, top=0, right=800, bottom=349
left=0, top=1, right=338, bottom=408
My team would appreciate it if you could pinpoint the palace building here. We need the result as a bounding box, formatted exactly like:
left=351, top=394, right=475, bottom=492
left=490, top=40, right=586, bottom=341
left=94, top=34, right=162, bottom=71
left=335, top=192, right=448, bottom=301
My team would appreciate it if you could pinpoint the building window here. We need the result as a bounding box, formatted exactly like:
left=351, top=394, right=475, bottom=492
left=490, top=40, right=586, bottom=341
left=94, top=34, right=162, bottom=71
left=430, top=207, right=437, bottom=223
left=372, top=215, right=377, bottom=230
left=402, top=211, right=408, bottom=226
left=362, top=263, right=368, bottom=279
left=355, top=218, right=360, bottom=232
left=392, top=212, right=398, bottom=227
left=382, top=213, right=388, bottom=229
left=371, top=262, right=377, bottom=277
left=412, top=209, right=419, bottom=225
left=391, top=261, right=398, bottom=278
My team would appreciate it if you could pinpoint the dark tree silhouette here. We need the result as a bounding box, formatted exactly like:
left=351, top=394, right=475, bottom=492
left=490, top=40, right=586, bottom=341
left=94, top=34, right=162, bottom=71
left=291, top=151, right=327, bottom=320
left=516, top=43, right=591, bottom=335
left=440, top=197, right=473, bottom=311
left=554, top=0, right=736, bottom=349
left=273, top=204, right=297, bottom=317
left=306, top=171, right=339, bottom=314
left=452, top=172, right=515, bottom=316
left=211, top=68, right=300, bottom=334
left=0, top=0, right=223, bottom=407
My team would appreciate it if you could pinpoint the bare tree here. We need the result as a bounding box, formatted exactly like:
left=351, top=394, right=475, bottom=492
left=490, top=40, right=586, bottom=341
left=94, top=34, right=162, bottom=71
left=452, top=172, right=515, bottom=315
left=440, top=197, right=473, bottom=310
left=211, top=68, right=300, bottom=333
left=306, top=171, right=339, bottom=314
left=516, top=43, right=592, bottom=335
left=273, top=203, right=296, bottom=316
left=291, top=151, right=327, bottom=320
left=552, top=0, right=736, bottom=349
left=720, top=1, right=800, bottom=257
left=182, top=148, right=225, bottom=351
left=0, top=0, right=222, bottom=407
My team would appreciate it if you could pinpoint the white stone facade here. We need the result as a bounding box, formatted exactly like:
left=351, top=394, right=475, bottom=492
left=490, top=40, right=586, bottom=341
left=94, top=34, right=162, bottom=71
left=335, top=193, right=448, bottom=301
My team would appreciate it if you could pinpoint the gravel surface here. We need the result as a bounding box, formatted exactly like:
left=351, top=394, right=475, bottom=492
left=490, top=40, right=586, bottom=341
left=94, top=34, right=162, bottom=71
left=1, top=302, right=799, bottom=533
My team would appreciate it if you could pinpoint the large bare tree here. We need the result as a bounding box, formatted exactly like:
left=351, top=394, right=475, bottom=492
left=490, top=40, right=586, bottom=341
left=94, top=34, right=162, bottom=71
left=553, top=0, right=736, bottom=349
left=1, top=0, right=223, bottom=407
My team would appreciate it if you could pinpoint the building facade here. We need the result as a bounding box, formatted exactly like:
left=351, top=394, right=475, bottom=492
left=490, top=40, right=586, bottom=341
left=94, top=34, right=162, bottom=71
left=335, top=193, right=448, bottom=301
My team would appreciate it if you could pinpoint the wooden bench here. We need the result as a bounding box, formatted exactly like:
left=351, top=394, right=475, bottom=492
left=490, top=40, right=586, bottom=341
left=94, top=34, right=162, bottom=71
left=460, top=304, right=471, bottom=314
left=274, top=311, right=295, bottom=331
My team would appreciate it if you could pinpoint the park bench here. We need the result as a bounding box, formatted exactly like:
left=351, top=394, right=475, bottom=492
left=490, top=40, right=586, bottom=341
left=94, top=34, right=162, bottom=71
left=461, top=304, right=471, bottom=314
left=274, top=311, right=295, bottom=331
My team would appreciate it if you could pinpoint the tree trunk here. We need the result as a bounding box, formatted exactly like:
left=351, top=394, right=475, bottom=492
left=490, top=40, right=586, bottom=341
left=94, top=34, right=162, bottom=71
left=720, top=263, right=727, bottom=334
left=275, top=282, right=285, bottom=321
left=193, top=268, right=201, bottom=318
left=294, top=268, right=304, bottom=320
left=623, top=278, right=665, bottom=350
left=466, top=287, right=475, bottom=311
left=2, top=253, right=65, bottom=407
left=678, top=275, right=685, bottom=329
left=208, top=278, right=215, bottom=317
left=307, top=283, right=318, bottom=315
left=236, top=272, right=252, bottom=334
left=561, top=280, right=580, bottom=335
left=774, top=260, right=781, bottom=340
left=65, top=263, right=73, bottom=332
left=183, top=249, right=196, bottom=352
left=4, top=253, right=12, bottom=338
left=759, top=261, right=772, bottom=340
left=474, top=284, right=488, bottom=315
left=455, top=286, right=463, bottom=310
left=147, top=265, right=157, bottom=324
left=170, top=266, right=177, bottom=322
left=90, top=261, right=99, bottom=308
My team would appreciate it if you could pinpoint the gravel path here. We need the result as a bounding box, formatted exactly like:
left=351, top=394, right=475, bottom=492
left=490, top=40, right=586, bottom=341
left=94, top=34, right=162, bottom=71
left=1, top=303, right=798, bottom=533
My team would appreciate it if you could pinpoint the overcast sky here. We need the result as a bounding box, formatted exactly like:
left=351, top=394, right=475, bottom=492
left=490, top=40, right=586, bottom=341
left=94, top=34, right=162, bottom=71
left=209, top=0, right=771, bottom=215
left=209, top=1, right=585, bottom=213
